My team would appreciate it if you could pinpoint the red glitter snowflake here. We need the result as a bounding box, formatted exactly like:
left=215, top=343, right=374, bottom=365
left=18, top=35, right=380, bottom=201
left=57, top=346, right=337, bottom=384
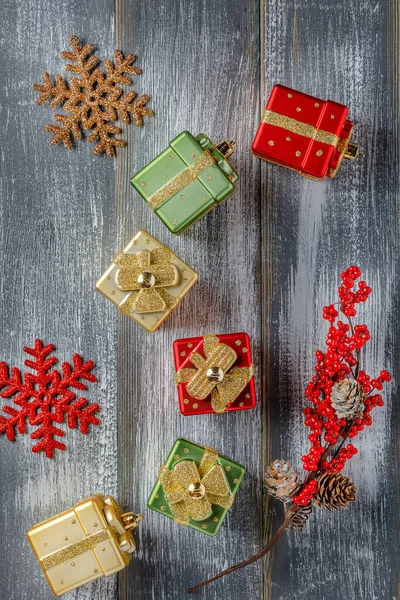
left=0, top=340, right=100, bottom=458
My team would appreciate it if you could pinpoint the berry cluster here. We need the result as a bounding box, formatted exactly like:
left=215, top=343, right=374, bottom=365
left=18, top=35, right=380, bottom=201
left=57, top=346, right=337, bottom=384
left=301, top=267, right=390, bottom=475
left=293, top=479, right=318, bottom=506
left=335, top=266, right=372, bottom=318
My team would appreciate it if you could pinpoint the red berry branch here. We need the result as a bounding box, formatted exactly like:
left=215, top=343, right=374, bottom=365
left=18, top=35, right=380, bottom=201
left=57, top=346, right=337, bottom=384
left=188, top=267, right=391, bottom=593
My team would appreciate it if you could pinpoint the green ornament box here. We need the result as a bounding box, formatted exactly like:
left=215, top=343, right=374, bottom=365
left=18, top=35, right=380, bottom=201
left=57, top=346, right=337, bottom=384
left=131, top=131, right=238, bottom=235
left=148, top=438, right=245, bottom=536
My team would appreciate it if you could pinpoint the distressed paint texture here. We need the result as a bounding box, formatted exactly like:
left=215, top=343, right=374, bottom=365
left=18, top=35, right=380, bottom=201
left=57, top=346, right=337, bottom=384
left=0, top=0, right=398, bottom=600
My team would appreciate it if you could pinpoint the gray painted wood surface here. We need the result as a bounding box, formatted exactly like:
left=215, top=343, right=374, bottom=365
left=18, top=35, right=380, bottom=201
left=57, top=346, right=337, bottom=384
left=0, top=1, right=398, bottom=600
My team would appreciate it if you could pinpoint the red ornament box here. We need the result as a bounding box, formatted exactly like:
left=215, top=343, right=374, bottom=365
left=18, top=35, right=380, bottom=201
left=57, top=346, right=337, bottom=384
left=252, top=84, right=362, bottom=180
left=173, top=333, right=256, bottom=416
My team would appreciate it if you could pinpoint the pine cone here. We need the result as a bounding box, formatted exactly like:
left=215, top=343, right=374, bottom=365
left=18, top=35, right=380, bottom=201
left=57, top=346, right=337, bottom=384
left=315, top=473, right=356, bottom=511
left=265, top=460, right=300, bottom=502
left=331, top=378, right=365, bottom=420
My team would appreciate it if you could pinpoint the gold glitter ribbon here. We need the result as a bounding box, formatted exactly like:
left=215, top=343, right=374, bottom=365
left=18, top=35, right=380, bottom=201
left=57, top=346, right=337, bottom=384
left=40, top=527, right=117, bottom=571
left=175, top=334, right=254, bottom=413
left=158, top=447, right=233, bottom=525
left=262, top=110, right=339, bottom=147
left=147, top=149, right=216, bottom=210
left=114, top=247, right=180, bottom=315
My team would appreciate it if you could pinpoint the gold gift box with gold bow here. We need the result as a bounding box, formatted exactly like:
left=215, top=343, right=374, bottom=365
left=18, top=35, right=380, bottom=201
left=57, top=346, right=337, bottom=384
left=27, top=494, right=142, bottom=596
left=96, top=229, right=198, bottom=332
left=148, top=439, right=245, bottom=536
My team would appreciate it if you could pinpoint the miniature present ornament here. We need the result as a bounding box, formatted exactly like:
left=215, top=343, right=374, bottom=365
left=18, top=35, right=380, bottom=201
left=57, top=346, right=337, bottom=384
left=131, top=131, right=238, bottom=234
left=96, top=229, right=198, bottom=332
left=252, top=84, right=363, bottom=180
left=148, top=439, right=245, bottom=536
left=27, top=494, right=143, bottom=596
left=174, top=333, right=256, bottom=415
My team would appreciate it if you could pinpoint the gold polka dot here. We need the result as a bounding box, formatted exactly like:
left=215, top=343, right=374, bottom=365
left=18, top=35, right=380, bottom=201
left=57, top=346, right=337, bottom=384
left=101, top=547, right=106, bottom=552
left=60, top=581, right=64, bottom=585
left=154, top=316, right=159, bottom=321
left=184, top=448, right=190, bottom=453
left=141, top=316, right=145, bottom=320
left=239, top=402, right=244, bottom=407
left=71, top=562, right=75, bottom=567
left=184, top=277, right=188, bottom=282
left=242, top=347, right=248, bottom=353
left=174, top=454, right=180, bottom=460
left=268, top=140, right=274, bottom=146
left=233, top=478, right=239, bottom=484
left=163, top=174, right=169, bottom=178
left=287, top=93, right=292, bottom=98
left=188, top=343, right=193, bottom=348
left=213, top=516, right=219, bottom=522
left=181, top=351, right=186, bottom=357
left=207, top=175, right=212, bottom=180
left=225, top=466, right=231, bottom=472
left=44, top=543, right=47, bottom=547
left=330, top=114, right=335, bottom=119
left=145, top=239, right=150, bottom=244
left=202, top=524, right=207, bottom=529
left=107, top=276, right=111, bottom=280
left=133, top=240, right=138, bottom=245
left=180, top=195, right=185, bottom=199
left=202, top=195, right=207, bottom=200
left=316, top=149, right=323, bottom=156
left=295, top=151, right=301, bottom=157
left=193, top=403, right=198, bottom=409
left=141, top=181, right=146, bottom=187
left=184, top=399, right=189, bottom=405
left=315, top=102, right=319, bottom=108
left=161, top=506, right=166, bottom=511
left=64, top=537, right=68, bottom=541
left=111, top=290, right=115, bottom=295
left=94, top=569, right=99, bottom=574
left=235, top=340, right=241, bottom=346
left=286, top=136, right=291, bottom=141
left=93, top=523, right=98, bottom=528
left=191, top=153, right=196, bottom=158
left=155, top=494, right=159, bottom=499
left=245, top=393, right=250, bottom=398
left=169, top=154, right=174, bottom=159
left=172, top=220, right=177, bottom=225
left=296, top=107, right=301, bottom=112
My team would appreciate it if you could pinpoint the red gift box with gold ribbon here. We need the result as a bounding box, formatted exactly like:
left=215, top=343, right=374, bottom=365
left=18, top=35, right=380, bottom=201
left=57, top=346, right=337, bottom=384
left=173, top=333, right=256, bottom=416
left=252, top=84, right=363, bottom=180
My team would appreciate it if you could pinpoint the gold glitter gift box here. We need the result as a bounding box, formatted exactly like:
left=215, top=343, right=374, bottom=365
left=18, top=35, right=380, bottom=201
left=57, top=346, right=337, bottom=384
left=96, top=229, right=198, bottom=332
left=27, top=494, right=142, bottom=596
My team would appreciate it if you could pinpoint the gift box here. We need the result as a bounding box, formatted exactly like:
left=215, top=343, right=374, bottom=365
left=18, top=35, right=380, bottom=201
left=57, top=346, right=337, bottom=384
left=173, top=333, right=256, bottom=415
left=27, top=494, right=142, bottom=596
left=148, top=438, right=245, bottom=536
left=252, top=84, right=363, bottom=180
left=131, top=131, right=238, bottom=235
left=96, top=229, right=198, bottom=332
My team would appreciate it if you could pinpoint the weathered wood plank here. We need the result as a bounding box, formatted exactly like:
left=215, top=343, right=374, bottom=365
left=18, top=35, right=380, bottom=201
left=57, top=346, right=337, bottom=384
left=0, top=2, right=118, bottom=599
left=115, top=1, right=262, bottom=599
left=261, top=1, right=399, bottom=599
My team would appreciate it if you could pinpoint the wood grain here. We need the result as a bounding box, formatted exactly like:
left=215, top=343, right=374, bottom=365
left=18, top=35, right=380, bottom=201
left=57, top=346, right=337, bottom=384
left=0, top=0, right=398, bottom=599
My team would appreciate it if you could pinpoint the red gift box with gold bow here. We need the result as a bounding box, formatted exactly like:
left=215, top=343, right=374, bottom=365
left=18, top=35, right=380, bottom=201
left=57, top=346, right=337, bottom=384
left=173, top=333, right=256, bottom=416
left=252, top=84, right=363, bottom=180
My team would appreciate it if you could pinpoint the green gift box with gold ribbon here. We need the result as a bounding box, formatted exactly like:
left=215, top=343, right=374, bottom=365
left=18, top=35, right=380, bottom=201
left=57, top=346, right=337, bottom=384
left=148, top=438, right=245, bottom=536
left=131, top=131, right=238, bottom=235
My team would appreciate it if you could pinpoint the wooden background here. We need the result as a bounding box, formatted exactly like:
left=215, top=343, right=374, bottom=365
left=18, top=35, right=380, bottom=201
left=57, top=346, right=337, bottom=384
left=0, top=0, right=398, bottom=599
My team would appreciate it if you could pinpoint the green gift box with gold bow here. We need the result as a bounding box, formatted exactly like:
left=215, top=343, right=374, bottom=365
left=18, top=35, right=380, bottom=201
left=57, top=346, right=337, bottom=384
left=148, top=439, right=245, bottom=536
left=131, top=131, right=238, bottom=235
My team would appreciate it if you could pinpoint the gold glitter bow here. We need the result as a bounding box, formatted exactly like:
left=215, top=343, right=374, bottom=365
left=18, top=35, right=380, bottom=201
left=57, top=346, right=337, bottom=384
left=158, top=447, right=233, bottom=525
left=147, top=149, right=216, bottom=210
left=175, top=334, right=254, bottom=413
left=114, top=247, right=180, bottom=315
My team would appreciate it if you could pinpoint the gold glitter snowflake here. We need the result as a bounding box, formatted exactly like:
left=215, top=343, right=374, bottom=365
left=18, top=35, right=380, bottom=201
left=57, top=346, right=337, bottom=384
left=33, top=36, right=153, bottom=157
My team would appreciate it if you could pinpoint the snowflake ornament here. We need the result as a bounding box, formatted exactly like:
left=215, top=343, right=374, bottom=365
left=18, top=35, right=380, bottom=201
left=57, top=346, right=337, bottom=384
left=33, top=36, right=153, bottom=157
left=0, top=340, right=100, bottom=458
